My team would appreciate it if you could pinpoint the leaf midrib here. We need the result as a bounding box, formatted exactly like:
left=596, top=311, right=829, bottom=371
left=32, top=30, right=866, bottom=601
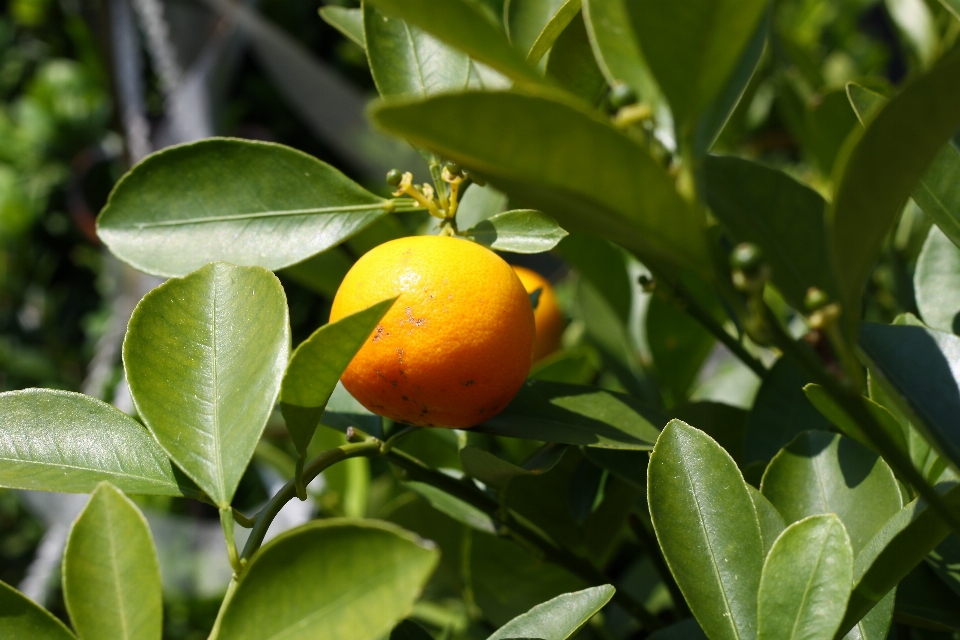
left=105, top=504, right=132, bottom=640
left=211, top=272, right=225, bottom=503
left=0, top=456, right=174, bottom=487
left=788, top=524, right=832, bottom=640
left=112, top=203, right=388, bottom=229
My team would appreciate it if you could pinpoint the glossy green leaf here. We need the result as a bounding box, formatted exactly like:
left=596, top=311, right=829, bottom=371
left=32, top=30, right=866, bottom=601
left=859, top=322, right=960, bottom=472
left=319, top=6, right=365, bottom=48
left=474, top=380, right=665, bottom=449
left=0, top=580, right=75, bottom=639
left=648, top=420, right=764, bottom=640
left=895, top=562, right=960, bottom=632
left=63, top=482, right=162, bottom=640
left=671, top=401, right=748, bottom=465
left=838, top=483, right=960, bottom=637
left=487, top=584, right=614, bottom=640
left=280, top=298, right=395, bottom=455
left=366, top=0, right=543, bottom=85
left=462, top=209, right=568, bottom=253
left=455, top=183, right=509, bottom=230
left=582, top=0, right=663, bottom=112
left=744, top=358, right=830, bottom=464
left=916, top=225, right=960, bottom=333
left=406, top=481, right=496, bottom=534
left=829, top=47, right=960, bottom=338
left=704, top=154, right=837, bottom=310
left=0, top=389, right=195, bottom=497
left=507, top=0, right=581, bottom=62
left=215, top=520, right=438, bottom=640
left=460, top=443, right=565, bottom=490
left=364, top=3, right=471, bottom=99
left=545, top=12, right=606, bottom=104
left=849, top=83, right=960, bottom=259
left=757, top=514, right=853, bottom=640
left=760, top=431, right=902, bottom=553
left=749, top=485, right=786, bottom=557
left=97, top=138, right=390, bottom=277
left=371, top=90, right=710, bottom=275
left=390, top=620, right=433, bottom=640
left=802, top=383, right=908, bottom=455
left=632, top=0, right=769, bottom=131
left=124, top=262, right=290, bottom=508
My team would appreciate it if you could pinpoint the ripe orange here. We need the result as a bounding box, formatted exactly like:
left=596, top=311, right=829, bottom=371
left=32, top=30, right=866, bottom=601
left=512, top=266, right=564, bottom=362
left=330, top=235, right=535, bottom=428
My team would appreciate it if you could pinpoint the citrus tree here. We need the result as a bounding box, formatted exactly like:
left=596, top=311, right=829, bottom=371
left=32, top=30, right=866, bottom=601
left=2, top=0, right=960, bottom=638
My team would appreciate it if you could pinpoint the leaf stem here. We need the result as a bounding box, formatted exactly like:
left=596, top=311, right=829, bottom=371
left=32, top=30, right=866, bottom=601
left=294, top=453, right=307, bottom=501
left=208, top=576, right=239, bottom=639
left=239, top=439, right=383, bottom=561
left=219, top=507, right=244, bottom=576
left=382, top=447, right=663, bottom=630
left=232, top=507, right=255, bottom=528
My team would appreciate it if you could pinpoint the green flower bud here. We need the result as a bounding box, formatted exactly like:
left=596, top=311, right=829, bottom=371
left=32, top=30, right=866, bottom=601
left=386, top=169, right=403, bottom=187
left=609, top=83, right=638, bottom=109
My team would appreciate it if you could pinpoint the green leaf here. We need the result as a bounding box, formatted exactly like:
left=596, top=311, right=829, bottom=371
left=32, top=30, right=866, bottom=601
left=215, top=520, right=439, bottom=640
left=648, top=420, right=764, bottom=640
left=366, top=0, right=543, bottom=85
left=849, top=83, right=960, bottom=262
left=749, top=485, right=786, bottom=558
left=124, top=262, right=290, bottom=508
left=280, top=298, right=396, bottom=456
left=390, top=620, right=433, bottom=640
left=507, top=0, right=581, bottom=64
left=460, top=444, right=566, bottom=490
left=647, top=291, right=716, bottom=406
left=837, top=483, right=960, bottom=637
left=487, top=585, right=615, bottom=640
left=371, top=90, right=710, bottom=276
left=940, top=0, right=960, bottom=20
left=406, top=480, right=497, bottom=534
left=761, top=431, right=902, bottom=554
left=554, top=233, right=631, bottom=324
left=0, top=389, right=196, bottom=497
left=364, top=3, right=471, bottom=99
left=0, top=580, right=75, bottom=639
left=915, top=225, right=960, bottom=333
left=648, top=619, right=708, bottom=640
left=744, top=358, right=830, bottom=464
left=632, top=0, right=769, bottom=132
left=582, top=0, right=664, bottom=113
left=473, top=380, right=665, bottom=449
left=97, top=138, right=390, bottom=277
left=829, top=48, right=960, bottom=338
left=671, top=401, right=748, bottom=465
left=858, top=322, right=960, bottom=473
left=757, top=514, right=853, bottom=640
left=928, top=535, right=960, bottom=599
left=63, top=482, right=162, bottom=640
left=545, top=12, right=607, bottom=104
left=319, top=6, right=365, bottom=48
left=462, top=209, right=567, bottom=253
left=802, top=383, right=909, bottom=456
left=703, top=154, right=837, bottom=310
left=895, top=562, right=960, bottom=632
left=455, top=183, right=509, bottom=230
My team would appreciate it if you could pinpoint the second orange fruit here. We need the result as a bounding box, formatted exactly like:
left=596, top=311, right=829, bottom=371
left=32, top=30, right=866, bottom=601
left=330, top=235, right=535, bottom=428
left=512, top=266, right=564, bottom=362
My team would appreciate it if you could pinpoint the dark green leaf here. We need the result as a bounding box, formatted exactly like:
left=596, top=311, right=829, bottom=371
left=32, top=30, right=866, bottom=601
left=124, top=263, right=290, bottom=508
left=670, top=401, right=748, bottom=465
left=749, top=485, right=785, bottom=557
left=838, top=483, right=960, bottom=637
left=473, top=380, right=665, bottom=450
left=829, top=48, right=960, bottom=338
left=631, top=0, right=769, bottom=131
left=859, top=322, right=960, bottom=473
left=0, top=580, right=74, bottom=639
left=63, top=482, right=162, bottom=640
left=895, top=562, right=960, bottom=632
left=215, top=520, right=439, bottom=640
left=554, top=233, right=631, bottom=324
left=928, top=535, right=960, bottom=599
left=704, top=154, right=837, bottom=310
left=456, top=183, right=509, bottom=230
left=459, top=444, right=565, bottom=490
left=319, top=6, right=365, bottom=48
left=568, top=457, right=604, bottom=521
left=0, top=389, right=196, bottom=497
left=487, top=584, right=615, bottom=640
left=371, top=90, right=710, bottom=275
left=647, top=292, right=715, bottom=406
left=406, top=480, right=497, bottom=533
left=507, top=0, right=581, bottom=63
left=744, top=358, right=829, bottom=464
left=97, top=138, right=390, bottom=277
left=280, top=298, right=396, bottom=455
left=802, top=383, right=909, bottom=456
left=648, top=420, right=764, bottom=640
left=462, top=209, right=568, bottom=253
left=916, top=226, right=960, bottom=333
left=364, top=3, right=471, bottom=99
left=760, top=431, right=902, bottom=553
left=581, top=447, right=645, bottom=486
left=390, top=620, right=433, bottom=640
left=757, top=514, right=853, bottom=640
left=648, top=619, right=708, bottom=640
left=546, top=12, right=607, bottom=105
left=366, top=0, right=543, bottom=85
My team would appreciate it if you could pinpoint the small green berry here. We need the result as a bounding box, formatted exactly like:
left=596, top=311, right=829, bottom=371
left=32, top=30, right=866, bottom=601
left=444, top=161, right=462, bottom=176
left=386, top=169, right=403, bottom=187
left=804, top=287, right=830, bottom=312
left=730, top=243, right=763, bottom=273
left=609, top=83, right=638, bottom=109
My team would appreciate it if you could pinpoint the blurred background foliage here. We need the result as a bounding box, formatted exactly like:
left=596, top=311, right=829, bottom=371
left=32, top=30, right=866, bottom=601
left=0, top=0, right=957, bottom=638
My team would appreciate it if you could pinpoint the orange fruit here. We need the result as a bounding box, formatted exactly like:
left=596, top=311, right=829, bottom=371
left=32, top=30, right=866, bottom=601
left=330, top=235, right=535, bottom=428
left=512, top=266, right=564, bottom=362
